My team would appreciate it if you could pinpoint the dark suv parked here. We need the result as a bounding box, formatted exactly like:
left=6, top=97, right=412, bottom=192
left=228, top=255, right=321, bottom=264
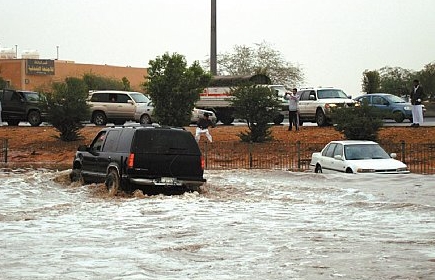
left=0, top=89, right=47, bottom=126
left=70, top=124, right=206, bottom=194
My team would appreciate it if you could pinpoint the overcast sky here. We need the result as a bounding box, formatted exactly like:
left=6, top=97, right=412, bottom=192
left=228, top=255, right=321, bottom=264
left=1, top=0, right=434, bottom=95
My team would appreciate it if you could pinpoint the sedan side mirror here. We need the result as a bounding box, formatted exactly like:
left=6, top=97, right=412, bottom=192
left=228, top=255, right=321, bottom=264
left=390, top=153, right=397, bottom=159
left=334, top=155, right=343, bottom=160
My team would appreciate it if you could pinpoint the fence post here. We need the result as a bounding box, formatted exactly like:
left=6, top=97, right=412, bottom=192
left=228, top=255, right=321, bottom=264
left=249, top=141, right=253, bottom=169
left=401, top=140, right=406, bottom=164
left=204, top=141, right=208, bottom=169
left=297, top=141, right=301, bottom=170
left=3, top=139, right=8, bottom=163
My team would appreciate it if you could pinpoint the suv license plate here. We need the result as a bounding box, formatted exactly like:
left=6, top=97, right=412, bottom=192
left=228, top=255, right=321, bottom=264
left=161, top=177, right=175, bottom=184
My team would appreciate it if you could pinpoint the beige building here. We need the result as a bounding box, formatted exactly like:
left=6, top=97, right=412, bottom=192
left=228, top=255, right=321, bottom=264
left=0, top=58, right=148, bottom=91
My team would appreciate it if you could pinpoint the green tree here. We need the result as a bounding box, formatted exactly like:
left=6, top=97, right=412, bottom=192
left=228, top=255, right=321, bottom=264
left=379, top=66, right=413, bottom=96
left=416, top=62, right=435, bottom=100
left=209, top=41, right=304, bottom=87
left=43, top=77, right=90, bottom=141
left=231, top=85, right=281, bottom=142
left=144, top=52, right=211, bottom=127
left=82, top=73, right=125, bottom=90
left=331, top=102, right=383, bottom=141
left=122, top=76, right=131, bottom=91
left=362, top=70, right=380, bottom=93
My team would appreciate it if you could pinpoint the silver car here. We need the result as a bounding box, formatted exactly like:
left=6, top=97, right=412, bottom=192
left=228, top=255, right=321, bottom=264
left=88, top=90, right=151, bottom=125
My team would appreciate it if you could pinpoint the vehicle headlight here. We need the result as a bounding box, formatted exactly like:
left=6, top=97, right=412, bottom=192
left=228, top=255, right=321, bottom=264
left=356, top=168, right=376, bottom=173
left=404, top=106, right=411, bottom=110
left=396, top=167, right=409, bottom=172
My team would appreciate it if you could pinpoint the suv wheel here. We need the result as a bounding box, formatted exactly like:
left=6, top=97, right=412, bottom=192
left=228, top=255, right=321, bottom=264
left=315, top=109, right=327, bottom=126
left=140, top=114, right=152, bottom=124
left=28, top=110, right=42, bottom=126
left=70, top=169, right=84, bottom=184
left=92, top=112, right=107, bottom=126
left=105, top=169, right=120, bottom=196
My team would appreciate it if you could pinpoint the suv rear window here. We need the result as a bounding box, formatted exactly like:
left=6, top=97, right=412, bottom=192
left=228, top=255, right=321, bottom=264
left=133, top=129, right=199, bottom=155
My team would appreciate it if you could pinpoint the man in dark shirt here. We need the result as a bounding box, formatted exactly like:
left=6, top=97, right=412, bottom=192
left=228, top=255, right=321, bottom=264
left=195, top=113, right=213, bottom=142
left=410, top=79, right=424, bottom=127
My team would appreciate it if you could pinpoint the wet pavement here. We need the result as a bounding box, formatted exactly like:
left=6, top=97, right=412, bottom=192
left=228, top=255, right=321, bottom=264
left=0, top=168, right=434, bottom=279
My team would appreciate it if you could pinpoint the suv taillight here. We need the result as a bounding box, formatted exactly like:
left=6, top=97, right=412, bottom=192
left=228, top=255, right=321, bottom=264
left=201, top=156, right=205, bottom=170
left=127, top=153, right=135, bottom=168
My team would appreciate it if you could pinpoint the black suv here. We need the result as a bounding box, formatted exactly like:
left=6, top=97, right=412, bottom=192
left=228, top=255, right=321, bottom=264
left=0, top=89, right=47, bottom=126
left=70, top=124, right=206, bottom=194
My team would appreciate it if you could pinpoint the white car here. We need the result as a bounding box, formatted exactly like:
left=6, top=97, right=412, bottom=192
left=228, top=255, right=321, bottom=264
left=310, top=140, right=409, bottom=174
left=134, top=104, right=217, bottom=125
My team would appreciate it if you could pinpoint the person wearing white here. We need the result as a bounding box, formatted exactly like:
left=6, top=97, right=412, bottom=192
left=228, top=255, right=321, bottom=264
left=410, top=79, right=424, bottom=127
left=284, top=88, right=300, bottom=131
left=195, top=113, right=213, bottom=142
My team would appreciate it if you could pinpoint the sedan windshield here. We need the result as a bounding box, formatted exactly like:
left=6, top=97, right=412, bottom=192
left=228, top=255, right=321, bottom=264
left=344, top=144, right=390, bottom=160
left=317, top=89, right=349, bottom=99
left=130, top=93, right=150, bottom=103
left=387, top=95, right=407, bottom=103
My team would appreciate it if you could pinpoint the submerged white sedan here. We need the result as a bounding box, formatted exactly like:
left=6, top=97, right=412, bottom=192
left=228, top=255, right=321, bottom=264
left=310, top=140, right=410, bottom=174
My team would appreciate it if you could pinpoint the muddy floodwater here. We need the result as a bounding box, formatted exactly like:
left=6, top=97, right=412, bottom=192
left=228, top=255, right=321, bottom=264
left=0, top=169, right=434, bottom=280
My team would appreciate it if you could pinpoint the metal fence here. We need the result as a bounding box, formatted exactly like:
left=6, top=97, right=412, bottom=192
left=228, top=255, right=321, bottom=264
left=0, top=139, right=8, bottom=163
left=198, top=140, right=435, bottom=174
left=1, top=138, right=434, bottom=174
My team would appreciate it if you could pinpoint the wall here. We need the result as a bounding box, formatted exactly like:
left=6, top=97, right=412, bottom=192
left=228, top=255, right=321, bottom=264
left=0, top=59, right=148, bottom=91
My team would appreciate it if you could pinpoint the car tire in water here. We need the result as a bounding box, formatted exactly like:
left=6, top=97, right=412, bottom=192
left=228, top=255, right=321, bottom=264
left=105, top=169, right=120, bottom=196
left=315, top=109, right=327, bottom=127
left=28, top=110, right=42, bottom=126
left=92, top=112, right=107, bottom=126
left=70, top=169, right=84, bottom=184
left=315, top=164, right=322, bottom=173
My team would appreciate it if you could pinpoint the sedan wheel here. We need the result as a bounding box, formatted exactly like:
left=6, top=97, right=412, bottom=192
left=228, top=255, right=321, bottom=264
left=393, top=111, right=404, bottom=123
left=315, top=164, right=322, bottom=173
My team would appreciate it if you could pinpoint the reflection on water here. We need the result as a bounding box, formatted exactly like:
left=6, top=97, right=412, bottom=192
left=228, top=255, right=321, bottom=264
left=0, top=168, right=434, bottom=279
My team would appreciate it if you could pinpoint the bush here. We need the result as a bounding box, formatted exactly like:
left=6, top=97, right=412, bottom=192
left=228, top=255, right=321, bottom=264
left=330, top=103, right=384, bottom=141
left=231, top=85, right=281, bottom=142
left=43, top=77, right=90, bottom=141
left=145, top=52, right=211, bottom=127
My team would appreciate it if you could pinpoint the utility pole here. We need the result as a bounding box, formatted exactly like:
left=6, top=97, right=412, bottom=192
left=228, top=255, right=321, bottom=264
left=56, top=46, right=59, bottom=60
left=210, top=0, right=217, bottom=75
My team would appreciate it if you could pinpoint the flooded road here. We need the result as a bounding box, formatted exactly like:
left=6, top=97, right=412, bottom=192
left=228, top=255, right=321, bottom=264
left=0, top=168, right=434, bottom=280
